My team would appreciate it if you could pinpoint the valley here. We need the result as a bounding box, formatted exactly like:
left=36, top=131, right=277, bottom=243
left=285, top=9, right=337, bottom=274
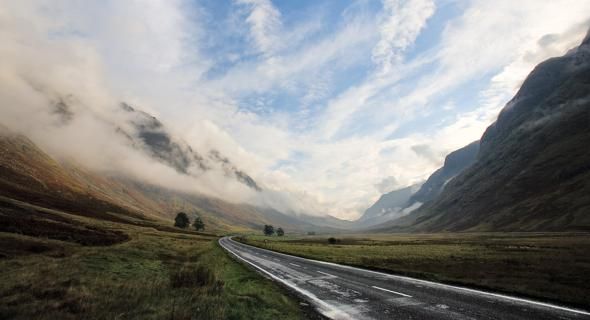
left=1, top=2, right=590, bottom=319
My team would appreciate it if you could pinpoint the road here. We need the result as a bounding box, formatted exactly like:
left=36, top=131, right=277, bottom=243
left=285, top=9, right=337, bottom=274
left=219, top=236, right=590, bottom=320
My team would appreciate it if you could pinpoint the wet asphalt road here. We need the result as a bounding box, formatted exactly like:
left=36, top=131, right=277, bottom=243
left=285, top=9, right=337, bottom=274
left=219, top=236, right=590, bottom=320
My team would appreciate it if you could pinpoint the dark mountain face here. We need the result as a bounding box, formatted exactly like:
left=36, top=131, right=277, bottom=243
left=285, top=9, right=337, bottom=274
left=120, top=102, right=208, bottom=174
left=408, top=140, right=479, bottom=206
left=209, top=150, right=261, bottom=191
left=51, top=96, right=75, bottom=125
left=118, top=103, right=261, bottom=191
left=395, top=30, right=590, bottom=232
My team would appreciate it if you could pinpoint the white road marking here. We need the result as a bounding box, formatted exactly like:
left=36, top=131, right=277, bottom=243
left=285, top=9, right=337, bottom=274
left=317, top=270, right=337, bottom=278
left=372, top=286, right=412, bottom=298
left=289, top=263, right=301, bottom=267
left=229, top=237, right=590, bottom=317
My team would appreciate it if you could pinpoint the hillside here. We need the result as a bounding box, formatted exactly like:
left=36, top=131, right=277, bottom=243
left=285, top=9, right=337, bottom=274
left=0, top=128, right=333, bottom=233
left=407, top=141, right=479, bottom=206
left=0, top=127, right=151, bottom=224
left=383, top=31, right=590, bottom=232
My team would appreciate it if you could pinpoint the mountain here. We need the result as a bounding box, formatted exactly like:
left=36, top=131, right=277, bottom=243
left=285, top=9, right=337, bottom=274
left=0, top=126, right=152, bottom=224
left=46, top=95, right=261, bottom=191
left=0, top=127, right=336, bottom=233
left=356, top=186, right=416, bottom=227
left=118, top=102, right=261, bottom=191
left=382, top=30, right=590, bottom=232
left=407, top=141, right=479, bottom=206
left=358, top=141, right=479, bottom=228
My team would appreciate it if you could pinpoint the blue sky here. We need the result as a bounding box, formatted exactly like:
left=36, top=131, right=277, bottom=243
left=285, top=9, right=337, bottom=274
left=3, top=0, right=590, bottom=219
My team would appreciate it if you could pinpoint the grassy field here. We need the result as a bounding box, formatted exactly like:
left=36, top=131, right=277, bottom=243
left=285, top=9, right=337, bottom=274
left=239, top=232, right=590, bottom=309
left=0, top=199, right=311, bottom=320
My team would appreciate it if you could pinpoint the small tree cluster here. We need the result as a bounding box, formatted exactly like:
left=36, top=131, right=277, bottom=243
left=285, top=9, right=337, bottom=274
left=263, top=224, right=274, bottom=236
left=173, top=212, right=205, bottom=232
left=193, top=216, right=205, bottom=231
left=174, top=212, right=190, bottom=228
left=263, top=225, right=285, bottom=236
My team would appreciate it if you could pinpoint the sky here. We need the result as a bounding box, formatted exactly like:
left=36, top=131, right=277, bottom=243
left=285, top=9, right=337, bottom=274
left=1, top=0, right=589, bottom=220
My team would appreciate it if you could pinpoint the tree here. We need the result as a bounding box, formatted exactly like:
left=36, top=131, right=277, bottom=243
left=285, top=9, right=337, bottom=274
left=276, top=227, right=284, bottom=237
left=174, top=212, right=190, bottom=229
left=263, top=224, right=274, bottom=236
left=193, top=215, right=205, bottom=231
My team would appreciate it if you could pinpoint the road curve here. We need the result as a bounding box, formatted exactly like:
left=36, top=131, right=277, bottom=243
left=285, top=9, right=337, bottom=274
left=219, top=236, right=590, bottom=320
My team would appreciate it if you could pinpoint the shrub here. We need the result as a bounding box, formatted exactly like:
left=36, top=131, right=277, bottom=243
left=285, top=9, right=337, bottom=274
left=263, top=225, right=274, bottom=236
left=170, top=264, right=219, bottom=289
left=174, top=212, right=190, bottom=229
left=193, top=216, right=205, bottom=231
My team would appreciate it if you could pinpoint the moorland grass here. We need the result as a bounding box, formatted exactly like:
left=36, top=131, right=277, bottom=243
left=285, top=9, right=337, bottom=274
left=239, top=232, right=590, bottom=309
left=0, top=212, right=305, bottom=320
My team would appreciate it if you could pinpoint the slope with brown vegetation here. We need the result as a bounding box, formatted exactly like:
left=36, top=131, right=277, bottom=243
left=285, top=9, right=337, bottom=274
left=0, top=128, right=326, bottom=233
left=0, top=131, right=150, bottom=223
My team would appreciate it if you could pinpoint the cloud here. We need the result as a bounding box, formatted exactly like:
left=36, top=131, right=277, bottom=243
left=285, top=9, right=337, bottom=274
left=209, top=11, right=375, bottom=95
left=375, top=176, right=399, bottom=193
left=235, top=0, right=283, bottom=56
left=0, top=0, right=260, bottom=207
left=372, top=0, right=436, bottom=74
left=411, top=144, right=439, bottom=164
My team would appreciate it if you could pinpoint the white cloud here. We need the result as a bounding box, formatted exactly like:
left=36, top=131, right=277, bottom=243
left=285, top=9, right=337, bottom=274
left=210, top=13, right=376, bottom=95
left=372, top=0, right=436, bottom=74
left=235, top=0, right=283, bottom=56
